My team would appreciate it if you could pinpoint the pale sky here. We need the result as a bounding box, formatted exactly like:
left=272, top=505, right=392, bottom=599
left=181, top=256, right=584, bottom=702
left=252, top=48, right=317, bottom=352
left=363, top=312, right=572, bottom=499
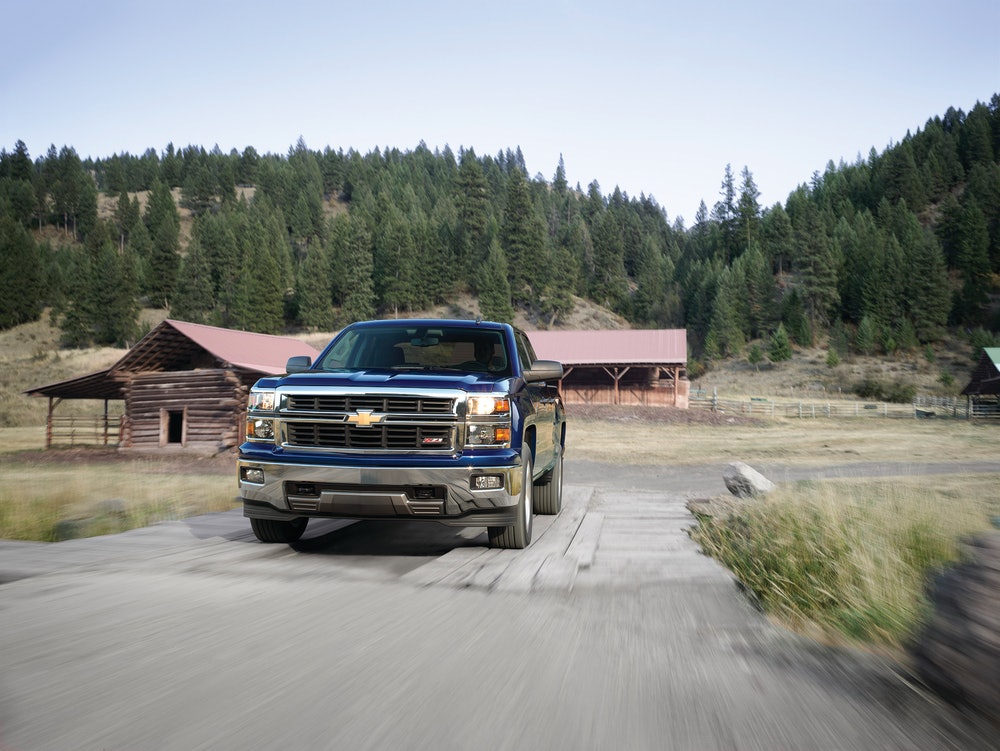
left=3, top=0, right=998, bottom=224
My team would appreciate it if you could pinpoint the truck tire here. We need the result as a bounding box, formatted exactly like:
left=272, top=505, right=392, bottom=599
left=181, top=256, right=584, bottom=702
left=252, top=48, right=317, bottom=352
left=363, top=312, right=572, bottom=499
left=488, top=449, right=533, bottom=549
left=534, top=446, right=563, bottom=515
left=250, top=516, right=308, bottom=543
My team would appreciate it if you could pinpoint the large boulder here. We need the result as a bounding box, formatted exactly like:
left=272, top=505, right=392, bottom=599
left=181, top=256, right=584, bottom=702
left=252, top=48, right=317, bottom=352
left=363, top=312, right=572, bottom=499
left=723, top=461, right=775, bottom=499
left=910, top=532, right=1000, bottom=725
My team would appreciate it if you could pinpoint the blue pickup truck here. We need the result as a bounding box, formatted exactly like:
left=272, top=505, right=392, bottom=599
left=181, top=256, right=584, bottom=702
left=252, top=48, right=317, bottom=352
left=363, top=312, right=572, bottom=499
left=238, top=319, right=566, bottom=549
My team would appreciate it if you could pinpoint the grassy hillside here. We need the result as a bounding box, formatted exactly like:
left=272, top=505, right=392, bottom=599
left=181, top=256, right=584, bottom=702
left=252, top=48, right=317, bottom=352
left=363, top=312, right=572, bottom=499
left=689, top=338, right=977, bottom=402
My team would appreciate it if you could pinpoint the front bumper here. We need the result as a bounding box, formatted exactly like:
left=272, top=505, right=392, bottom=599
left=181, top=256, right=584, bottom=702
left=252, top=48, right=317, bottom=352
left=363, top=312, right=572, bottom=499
left=238, top=456, right=523, bottom=527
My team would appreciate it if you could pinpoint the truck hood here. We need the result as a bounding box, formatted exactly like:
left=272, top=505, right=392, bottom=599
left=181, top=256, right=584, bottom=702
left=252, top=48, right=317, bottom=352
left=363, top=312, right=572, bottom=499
left=261, top=369, right=514, bottom=393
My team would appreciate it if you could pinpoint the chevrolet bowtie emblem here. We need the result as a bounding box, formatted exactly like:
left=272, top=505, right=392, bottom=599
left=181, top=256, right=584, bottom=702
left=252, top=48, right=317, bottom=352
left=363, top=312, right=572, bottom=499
left=346, top=409, right=385, bottom=428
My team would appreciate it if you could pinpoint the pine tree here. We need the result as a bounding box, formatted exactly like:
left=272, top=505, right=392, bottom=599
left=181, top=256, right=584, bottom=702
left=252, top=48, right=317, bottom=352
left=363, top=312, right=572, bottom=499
left=632, top=235, right=668, bottom=325
left=735, top=243, right=775, bottom=338
left=905, top=229, right=951, bottom=341
left=781, top=289, right=812, bottom=346
left=455, top=148, right=491, bottom=278
left=478, top=239, right=515, bottom=324
left=0, top=205, right=43, bottom=328
left=143, top=180, right=180, bottom=307
left=588, top=209, right=627, bottom=309
left=761, top=203, right=794, bottom=275
left=953, top=197, right=991, bottom=324
left=855, top=316, right=878, bottom=355
left=736, top=166, right=761, bottom=252
left=373, top=207, right=418, bottom=315
left=295, top=244, right=334, bottom=329
left=711, top=164, right=738, bottom=262
left=500, top=168, right=546, bottom=302
left=76, top=221, right=139, bottom=346
left=538, top=240, right=577, bottom=327
left=340, top=218, right=376, bottom=324
left=194, top=209, right=240, bottom=321
left=59, top=249, right=95, bottom=347
left=112, top=191, right=141, bottom=251
left=768, top=323, right=792, bottom=362
left=172, top=238, right=215, bottom=324
left=793, top=203, right=839, bottom=329
left=706, top=266, right=746, bottom=357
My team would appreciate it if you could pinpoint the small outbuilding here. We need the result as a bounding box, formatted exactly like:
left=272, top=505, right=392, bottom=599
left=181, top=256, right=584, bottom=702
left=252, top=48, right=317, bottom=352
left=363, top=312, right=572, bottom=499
left=961, top=347, right=1000, bottom=418
left=528, top=329, right=688, bottom=408
left=25, top=320, right=319, bottom=451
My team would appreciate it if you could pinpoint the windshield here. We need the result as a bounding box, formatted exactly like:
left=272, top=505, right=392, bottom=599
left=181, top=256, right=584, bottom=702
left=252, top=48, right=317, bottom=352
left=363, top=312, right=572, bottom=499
left=317, top=325, right=511, bottom=376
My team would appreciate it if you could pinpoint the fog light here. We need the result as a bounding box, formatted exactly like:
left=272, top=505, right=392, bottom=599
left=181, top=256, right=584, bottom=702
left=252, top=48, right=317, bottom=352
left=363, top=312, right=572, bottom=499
left=242, top=467, right=265, bottom=484
left=472, top=475, right=503, bottom=491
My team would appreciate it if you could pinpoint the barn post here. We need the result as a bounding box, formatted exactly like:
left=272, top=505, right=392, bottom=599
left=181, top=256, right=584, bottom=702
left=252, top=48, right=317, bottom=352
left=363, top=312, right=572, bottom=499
left=46, top=397, right=55, bottom=449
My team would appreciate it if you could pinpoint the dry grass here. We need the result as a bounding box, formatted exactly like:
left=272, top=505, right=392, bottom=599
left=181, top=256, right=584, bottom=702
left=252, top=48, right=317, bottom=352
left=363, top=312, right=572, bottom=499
left=567, top=414, right=999, bottom=467
left=0, top=457, right=238, bottom=541
left=690, top=474, right=1000, bottom=651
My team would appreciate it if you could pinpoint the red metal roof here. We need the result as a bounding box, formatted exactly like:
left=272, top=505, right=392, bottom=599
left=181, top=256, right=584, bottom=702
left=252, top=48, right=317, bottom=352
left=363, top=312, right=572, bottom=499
left=527, top=329, right=686, bottom=366
left=156, top=320, right=320, bottom=375
left=25, top=320, right=321, bottom=399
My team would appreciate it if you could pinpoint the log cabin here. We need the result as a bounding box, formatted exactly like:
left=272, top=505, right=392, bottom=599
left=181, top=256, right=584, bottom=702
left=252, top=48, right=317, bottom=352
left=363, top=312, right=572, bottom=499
left=25, top=320, right=319, bottom=451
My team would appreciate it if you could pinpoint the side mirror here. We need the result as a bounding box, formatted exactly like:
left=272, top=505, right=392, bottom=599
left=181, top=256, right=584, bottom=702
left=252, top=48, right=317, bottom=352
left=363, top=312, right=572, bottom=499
left=286, top=355, right=312, bottom=373
left=524, top=360, right=563, bottom=383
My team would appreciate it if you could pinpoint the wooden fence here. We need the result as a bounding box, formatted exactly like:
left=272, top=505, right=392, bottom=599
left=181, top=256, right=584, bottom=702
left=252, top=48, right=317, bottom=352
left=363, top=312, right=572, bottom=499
left=48, top=415, right=121, bottom=447
left=689, top=394, right=978, bottom=420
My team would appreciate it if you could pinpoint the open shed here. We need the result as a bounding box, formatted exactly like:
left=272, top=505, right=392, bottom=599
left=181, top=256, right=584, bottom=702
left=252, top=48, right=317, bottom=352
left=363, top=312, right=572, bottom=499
left=528, top=329, right=688, bottom=408
left=962, top=347, right=1000, bottom=418
left=25, top=320, right=319, bottom=451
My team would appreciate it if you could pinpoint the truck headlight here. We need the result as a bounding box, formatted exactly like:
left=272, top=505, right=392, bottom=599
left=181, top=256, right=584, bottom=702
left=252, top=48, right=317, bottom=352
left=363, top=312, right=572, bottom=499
left=248, top=418, right=274, bottom=440
left=246, top=388, right=277, bottom=441
left=465, top=394, right=512, bottom=448
left=248, top=389, right=276, bottom=411
left=467, top=396, right=510, bottom=416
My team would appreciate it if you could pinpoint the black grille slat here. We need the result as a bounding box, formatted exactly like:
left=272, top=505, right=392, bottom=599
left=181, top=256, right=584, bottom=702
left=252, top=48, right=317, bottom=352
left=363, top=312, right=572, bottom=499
left=285, top=422, right=454, bottom=451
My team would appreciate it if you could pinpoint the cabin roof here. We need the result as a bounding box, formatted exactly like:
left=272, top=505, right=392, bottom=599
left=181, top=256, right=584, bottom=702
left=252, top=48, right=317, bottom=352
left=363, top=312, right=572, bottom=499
left=24, top=320, right=320, bottom=400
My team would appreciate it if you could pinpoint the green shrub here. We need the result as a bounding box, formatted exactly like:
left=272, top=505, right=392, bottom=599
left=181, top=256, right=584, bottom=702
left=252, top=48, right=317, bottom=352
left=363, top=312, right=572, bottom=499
left=854, top=375, right=885, bottom=400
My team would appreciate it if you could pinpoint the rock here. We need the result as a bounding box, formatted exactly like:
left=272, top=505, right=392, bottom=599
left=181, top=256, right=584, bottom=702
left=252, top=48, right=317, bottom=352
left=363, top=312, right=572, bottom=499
left=723, top=462, right=775, bottom=499
left=53, top=518, right=89, bottom=541
left=910, top=532, right=1000, bottom=726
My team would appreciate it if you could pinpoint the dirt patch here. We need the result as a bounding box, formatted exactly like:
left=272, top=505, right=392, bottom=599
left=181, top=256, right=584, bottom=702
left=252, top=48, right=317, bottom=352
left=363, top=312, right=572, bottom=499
left=566, top=403, right=763, bottom=426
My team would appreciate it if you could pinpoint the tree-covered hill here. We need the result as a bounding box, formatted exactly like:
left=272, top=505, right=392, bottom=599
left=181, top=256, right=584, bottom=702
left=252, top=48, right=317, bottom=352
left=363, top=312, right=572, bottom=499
left=1, top=95, right=998, bottom=380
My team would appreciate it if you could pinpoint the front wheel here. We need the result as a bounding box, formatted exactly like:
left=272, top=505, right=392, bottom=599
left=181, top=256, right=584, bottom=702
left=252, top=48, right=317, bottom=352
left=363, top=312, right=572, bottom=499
left=250, top=516, right=308, bottom=543
left=488, top=449, right=533, bottom=549
left=534, top=446, right=563, bottom=515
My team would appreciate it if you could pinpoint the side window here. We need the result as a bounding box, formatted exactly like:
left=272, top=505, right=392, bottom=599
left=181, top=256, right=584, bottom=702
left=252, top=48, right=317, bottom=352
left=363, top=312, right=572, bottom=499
left=514, top=332, right=535, bottom=372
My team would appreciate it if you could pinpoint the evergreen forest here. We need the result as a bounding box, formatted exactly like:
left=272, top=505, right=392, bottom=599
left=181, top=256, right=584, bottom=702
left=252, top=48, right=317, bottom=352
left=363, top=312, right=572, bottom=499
left=2, top=94, right=999, bottom=376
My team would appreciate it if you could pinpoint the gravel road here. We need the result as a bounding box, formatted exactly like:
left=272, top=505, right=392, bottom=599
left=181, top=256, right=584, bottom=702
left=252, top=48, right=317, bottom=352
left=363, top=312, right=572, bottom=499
left=0, top=459, right=996, bottom=750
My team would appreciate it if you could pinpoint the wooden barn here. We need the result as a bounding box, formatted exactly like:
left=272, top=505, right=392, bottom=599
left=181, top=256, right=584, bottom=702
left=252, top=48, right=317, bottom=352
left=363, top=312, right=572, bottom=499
left=528, top=329, right=689, bottom=408
left=25, top=320, right=319, bottom=451
left=961, top=347, right=1000, bottom=418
